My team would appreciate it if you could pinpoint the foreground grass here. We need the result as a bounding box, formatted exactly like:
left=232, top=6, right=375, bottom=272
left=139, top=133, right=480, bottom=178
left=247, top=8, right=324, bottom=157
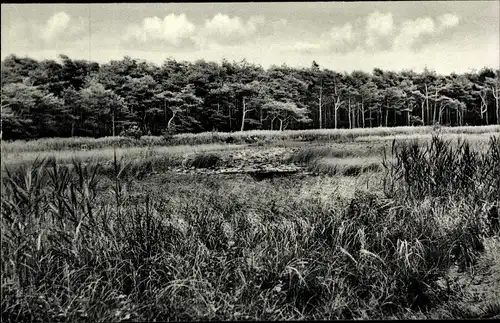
left=2, top=125, right=498, bottom=153
left=1, top=135, right=499, bottom=321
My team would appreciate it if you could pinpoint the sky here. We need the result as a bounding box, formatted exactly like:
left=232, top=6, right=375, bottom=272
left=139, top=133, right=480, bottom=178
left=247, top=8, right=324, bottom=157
left=1, top=1, right=499, bottom=74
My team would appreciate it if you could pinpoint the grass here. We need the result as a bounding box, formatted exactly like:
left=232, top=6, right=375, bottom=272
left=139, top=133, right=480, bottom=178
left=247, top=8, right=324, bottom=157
left=2, top=125, right=499, bottom=153
left=1, top=144, right=245, bottom=174
left=0, top=136, right=167, bottom=153
left=172, top=125, right=500, bottom=146
left=1, top=133, right=499, bottom=321
left=308, top=157, right=383, bottom=176
left=356, top=131, right=499, bottom=148
left=287, top=143, right=386, bottom=176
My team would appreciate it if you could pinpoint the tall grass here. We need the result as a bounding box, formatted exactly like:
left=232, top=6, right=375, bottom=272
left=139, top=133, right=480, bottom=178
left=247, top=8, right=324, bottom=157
left=382, top=135, right=500, bottom=203
left=1, top=135, right=499, bottom=321
left=287, top=145, right=385, bottom=176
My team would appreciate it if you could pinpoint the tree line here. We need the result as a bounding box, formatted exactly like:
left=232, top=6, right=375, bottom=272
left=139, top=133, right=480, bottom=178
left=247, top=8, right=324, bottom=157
left=1, top=54, right=499, bottom=140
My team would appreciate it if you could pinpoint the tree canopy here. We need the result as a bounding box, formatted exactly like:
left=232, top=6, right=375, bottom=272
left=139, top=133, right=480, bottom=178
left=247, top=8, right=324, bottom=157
left=1, top=54, right=499, bottom=140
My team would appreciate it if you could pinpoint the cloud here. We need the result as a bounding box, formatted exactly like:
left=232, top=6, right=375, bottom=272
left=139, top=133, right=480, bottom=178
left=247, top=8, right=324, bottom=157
left=197, top=13, right=266, bottom=46
left=392, top=16, right=436, bottom=50
left=289, top=22, right=357, bottom=54
left=437, top=13, right=460, bottom=30
left=365, top=11, right=394, bottom=48
left=122, top=13, right=268, bottom=49
left=325, top=23, right=355, bottom=49
left=123, top=13, right=196, bottom=47
left=41, top=12, right=71, bottom=41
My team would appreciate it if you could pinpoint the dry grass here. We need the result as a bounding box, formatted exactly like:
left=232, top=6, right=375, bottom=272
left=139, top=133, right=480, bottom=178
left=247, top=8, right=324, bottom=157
left=1, top=144, right=245, bottom=168
left=2, top=125, right=498, bottom=153
left=308, top=157, right=383, bottom=176
left=356, top=131, right=499, bottom=150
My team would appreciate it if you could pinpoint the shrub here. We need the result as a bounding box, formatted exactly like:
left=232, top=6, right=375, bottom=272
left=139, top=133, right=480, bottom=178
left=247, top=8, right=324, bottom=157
left=120, top=125, right=142, bottom=140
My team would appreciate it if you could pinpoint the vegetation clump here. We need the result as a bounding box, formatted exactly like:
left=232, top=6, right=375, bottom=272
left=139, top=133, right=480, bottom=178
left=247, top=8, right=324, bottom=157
left=120, top=125, right=142, bottom=140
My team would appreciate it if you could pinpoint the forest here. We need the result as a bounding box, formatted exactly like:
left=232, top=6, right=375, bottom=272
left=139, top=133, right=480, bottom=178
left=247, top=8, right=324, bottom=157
left=1, top=54, right=499, bottom=140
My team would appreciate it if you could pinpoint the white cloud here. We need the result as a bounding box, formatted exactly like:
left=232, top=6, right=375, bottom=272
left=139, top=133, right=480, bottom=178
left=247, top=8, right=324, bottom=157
left=123, top=13, right=196, bottom=46
left=393, top=17, right=436, bottom=50
left=366, top=11, right=394, bottom=36
left=41, top=12, right=71, bottom=41
left=325, top=23, right=355, bottom=48
left=197, top=13, right=266, bottom=46
left=438, top=13, right=460, bottom=30
left=365, top=11, right=394, bottom=48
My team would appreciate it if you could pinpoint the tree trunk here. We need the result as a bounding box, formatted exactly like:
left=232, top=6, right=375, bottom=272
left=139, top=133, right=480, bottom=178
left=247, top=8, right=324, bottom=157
left=164, top=100, right=168, bottom=129
left=334, top=100, right=339, bottom=129
left=325, top=102, right=328, bottom=128
left=421, top=100, right=425, bottom=126
left=334, top=107, right=337, bottom=129
left=486, top=107, right=489, bottom=125
left=241, top=97, right=246, bottom=132
left=495, top=87, right=499, bottom=124
left=393, top=105, right=397, bottom=126
left=348, top=97, right=352, bottom=129
left=361, top=101, right=365, bottom=128
left=480, top=92, right=489, bottom=125
left=356, top=104, right=359, bottom=128
left=385, top=107, right=389, bottom=127
left=271, top=116, right=277, bottom=131
left=425, top=83, right=429, bottom=125
left=167, top=110, right=177, bottom=130
left=354, top=104, right=357, bottom=128
left=279, top=119, right=283, bottom=131
left=112, top=109, right=115, bottom=137
left=434, top=88, right=438, bottom=124
left=319, top=86, right=323, bottom=129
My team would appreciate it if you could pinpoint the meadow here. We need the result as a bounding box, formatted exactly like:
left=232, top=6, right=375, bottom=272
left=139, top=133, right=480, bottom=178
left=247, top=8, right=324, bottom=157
left=2, top=125, right=499, bottom=153
left=1, top=125, right=500, bottom=321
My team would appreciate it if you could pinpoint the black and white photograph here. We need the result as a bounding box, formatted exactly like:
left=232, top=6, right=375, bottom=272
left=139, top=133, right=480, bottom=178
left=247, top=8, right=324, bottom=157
left=1, top=1, right=499, bottom=321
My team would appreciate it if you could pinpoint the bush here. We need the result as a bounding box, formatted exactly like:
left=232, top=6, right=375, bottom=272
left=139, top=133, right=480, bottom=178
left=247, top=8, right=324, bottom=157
left=162, top=128, right=177, bottom=143
left=410, top=116, right=424, bottom=126
left=120, top=125, right=142, bottom=140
